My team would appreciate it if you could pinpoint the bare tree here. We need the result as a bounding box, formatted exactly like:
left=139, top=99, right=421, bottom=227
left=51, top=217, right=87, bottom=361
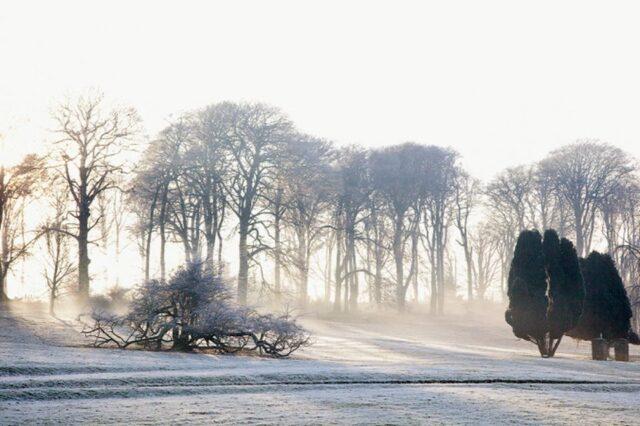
left=370, top=143, right=423, bottom=310
left=42, top=182, right=76, bottom=315
left=422, top=146, right=459, bottom=315
left=187, top=107, right=228, bottom=272
left=0, top=154, right=46, bottom=302
left=167, top=169, right=202, bottom=264
left=52, top=93, right=139, bottom=297
left=362, top=191, right=391, bottom=306
left=539, top=141, right=634, bottom=256
left=110, top=189, right=127, bottom=286
left=218, top=102, right=292, bottom=304
left=266, top=176, right=287, bottom=302
left=327, top=147, right=371, bottom=311
left=598, top=177, right=635, bottom=261
left=453, top=171, right=480, bottom=302
left=485, top=165, right=533, bottom=233
left=484, top=165, right=536, bottom=296
left=282, top=134, right=334, bottom=307
left=129, top=163, right=160, bottom=281
left=128, top=190, right=153, bottom=281
left=530, top=165, right=567, bottom=232
left=469, top=223, right=500, bottom=301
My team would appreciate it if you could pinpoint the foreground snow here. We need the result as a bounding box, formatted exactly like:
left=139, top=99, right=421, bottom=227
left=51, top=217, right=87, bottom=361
left=1, top=303, right=639, bottom=424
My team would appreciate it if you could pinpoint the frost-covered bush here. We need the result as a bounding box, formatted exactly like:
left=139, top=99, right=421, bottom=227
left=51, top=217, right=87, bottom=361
left=81, top=262, right=310, bottom=357
left=87, top=285, right=131, bottom=316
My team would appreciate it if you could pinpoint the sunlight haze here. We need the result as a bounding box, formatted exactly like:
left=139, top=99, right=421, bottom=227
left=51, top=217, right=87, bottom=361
left=3, top=3, right=640, bottom=424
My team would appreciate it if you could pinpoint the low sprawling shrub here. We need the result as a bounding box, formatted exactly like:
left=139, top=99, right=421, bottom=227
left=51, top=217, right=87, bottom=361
left=81, top=262, right=310, bottom=357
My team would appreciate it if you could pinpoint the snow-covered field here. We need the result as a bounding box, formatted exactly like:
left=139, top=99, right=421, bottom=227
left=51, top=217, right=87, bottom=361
left=1, top=303, right=639, bottom=425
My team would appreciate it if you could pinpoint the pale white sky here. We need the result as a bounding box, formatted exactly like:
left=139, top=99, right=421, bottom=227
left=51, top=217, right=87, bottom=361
left=2, top=0, right=640, bottom=179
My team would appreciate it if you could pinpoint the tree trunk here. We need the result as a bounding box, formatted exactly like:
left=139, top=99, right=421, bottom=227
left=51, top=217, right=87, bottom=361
left=429, top=247, right=437, bottom=315
left=324, top=238, right=333, bottom=306
left=274, top=213, right=282, bottom=303
left=300, top=262, right=309, bottom=308
left=1, top=219, right=8, bottom=302
left=144, top=188, right=159, bottom=282
left=613, top=339, right=629, bottom=362
left=0, top=266, right=7, bottom=302
left=297, top=229, right=308, bottom=307
left=374, top=246, right=383, bottom=306
left=237, top=218, right=249, bottom=304
left=348, top=231, right=358, bottom=311
left=204, top=222, right=215, bottom=273
left=217, top=232, right=223, bottom=266
left=592, top=338, right=609, bottom=361
left=78, top=199, right=90, bottom=298
left=365, top=228, right=373, bottom=304
left=463, top=242, right=473, bottom=303
left=144, top=227, right=152, bottom=282
left=411, top=229, right=419, bottom=302
left=343, top=260, right=349, bottom=312
left=205, top=233, right=216, bottom=271
left=49, top=293, right=55, bottom=316
left=394, top=215, right=405, bottom=310
left=159, top=182, right=167, bottom=279
left=574, top=206, right=585, bottom=257
left=334, top=227, right=343, bottom=312
left=436, top=226, right=445, bottom=315
left=114, top=215, right=121, bottom=287
left=549, top=335, right=562, bottom=357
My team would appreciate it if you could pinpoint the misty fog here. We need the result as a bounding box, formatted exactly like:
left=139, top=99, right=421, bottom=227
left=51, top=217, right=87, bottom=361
left=3, top=1, right=640, bottom=424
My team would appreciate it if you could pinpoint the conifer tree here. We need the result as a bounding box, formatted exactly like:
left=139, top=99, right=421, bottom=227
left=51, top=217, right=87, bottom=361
left=505, top=230, right=548, bottom=355
left=558, top=237, right=584, bottom=332
left=567, top=252, right=638, bottom=343
left=506, top=229, right=584, bottom=357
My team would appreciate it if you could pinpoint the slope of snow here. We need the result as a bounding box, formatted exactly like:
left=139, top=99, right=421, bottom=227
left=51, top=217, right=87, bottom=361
left=1, top=303, right=639, bottom=424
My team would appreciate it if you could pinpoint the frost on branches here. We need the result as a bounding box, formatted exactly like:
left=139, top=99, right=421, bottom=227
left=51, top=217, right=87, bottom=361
left=80, top=262, right=310, bottom=357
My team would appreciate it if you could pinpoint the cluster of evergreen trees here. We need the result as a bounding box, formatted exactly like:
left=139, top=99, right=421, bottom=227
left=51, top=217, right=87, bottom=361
left=506, top=229, right=638, bottom=357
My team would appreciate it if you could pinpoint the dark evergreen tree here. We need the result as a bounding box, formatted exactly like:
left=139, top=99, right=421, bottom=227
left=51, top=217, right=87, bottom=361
left=507, top=229, right=585, bottom=357
left=543, top=231, right=584, bottom=355
left=558, top=237, right=585, bottom=333
left=543, top=229, right=565, bottom=340
left=505, top=230, right=549, bottom=355
left=567, top=251, right=638, bottom=343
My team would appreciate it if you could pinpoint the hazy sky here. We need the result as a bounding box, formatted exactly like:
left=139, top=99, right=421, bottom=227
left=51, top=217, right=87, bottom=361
left=2, top=0, right=640, bottom=179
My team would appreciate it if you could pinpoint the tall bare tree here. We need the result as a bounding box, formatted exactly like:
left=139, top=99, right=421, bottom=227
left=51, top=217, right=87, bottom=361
left=422, top=146, right=459, bottom=315
left=453, top=171, right=480, bottom=302
left=131, top=124, right=185, bottom=281
left=469, top=223, right=500, bottom=301
left=42, top=181, right=76, bottom=315
left=218, top=102, right=292, bottom=304
left=370, top=143, right=423, bottom=309
left=485, top=165, right=533, bottom=233
left=0, top=154, right=46, bottom=302
left=484, top=165, right=535, bottom=295
left=362, top=190, right=391, bottom=306
left=331, top=147, right=370, bottom=311
left=539, top=141, right=634, bottom=256
left=282, top=134, right=334, bottom=307
left=53, top=93, right=139, bottom=297
left=188, top=107, right=228, bottom=272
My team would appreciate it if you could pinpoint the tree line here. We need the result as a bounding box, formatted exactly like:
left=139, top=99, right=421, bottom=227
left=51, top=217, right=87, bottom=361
left=2, top=93, right=640, bottom=322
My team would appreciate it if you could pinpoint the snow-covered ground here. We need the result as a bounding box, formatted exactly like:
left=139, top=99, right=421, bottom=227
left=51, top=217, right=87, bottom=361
left=1, top=303, right=639, bottom=425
